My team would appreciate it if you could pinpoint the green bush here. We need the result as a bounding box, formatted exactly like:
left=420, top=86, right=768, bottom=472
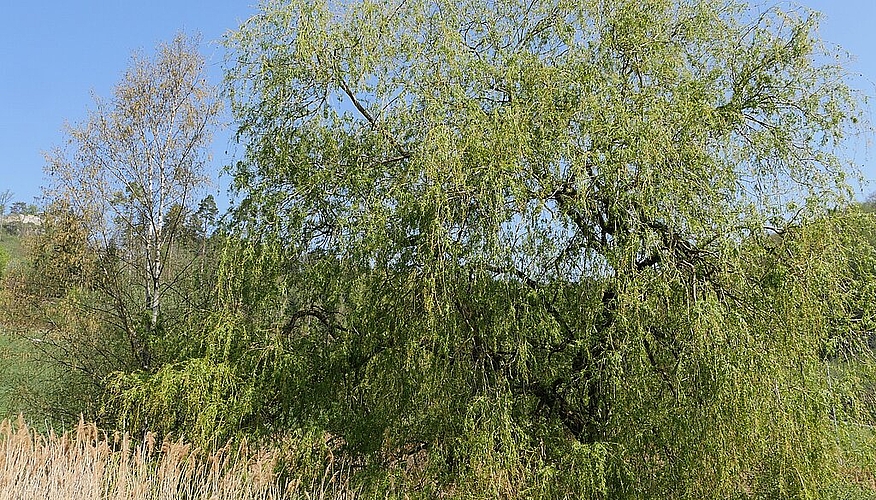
left=0, top=246, right=9, bottom=278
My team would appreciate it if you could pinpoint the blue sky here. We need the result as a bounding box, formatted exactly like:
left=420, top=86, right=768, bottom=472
left=1, top=1, right=875, bottom=208
left=0, top=1, right=259, bottom=207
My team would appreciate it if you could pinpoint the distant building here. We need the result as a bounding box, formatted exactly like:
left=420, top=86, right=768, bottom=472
left=1, top=213, right=42, bottom=237
left=2, top=214, right=42, bottom=227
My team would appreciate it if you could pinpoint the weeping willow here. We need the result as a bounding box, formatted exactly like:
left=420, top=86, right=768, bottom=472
left=111, top=0, right=876, bottom=497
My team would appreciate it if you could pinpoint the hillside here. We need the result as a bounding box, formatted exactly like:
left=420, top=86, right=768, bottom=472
left=0, top=233, right=22, bottom=265
left=0, top=233, right=36, bottom=418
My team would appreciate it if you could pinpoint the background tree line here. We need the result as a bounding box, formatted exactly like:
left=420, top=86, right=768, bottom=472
left=3, top=0, right=876, bottom=498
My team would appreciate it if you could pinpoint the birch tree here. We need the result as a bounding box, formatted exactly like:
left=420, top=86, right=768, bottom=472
left=45, top=34, right=221, bottom=366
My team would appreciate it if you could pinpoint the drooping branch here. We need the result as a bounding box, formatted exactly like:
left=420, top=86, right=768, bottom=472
left=337, top=77, right=412, bottom=162
left=281, top=305, right=348, bottom=338
left=483, top=263, right=576, bottom=345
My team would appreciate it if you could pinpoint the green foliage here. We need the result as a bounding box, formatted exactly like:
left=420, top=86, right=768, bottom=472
left=74, top=0, right=876, bottom=497
left=23, top=204, right=93, bottom=298
left=0, top=36, right=224, bottom=429
left=44, top=34, right=221, bottom=339
left=0, top=247, right=8, bottom=278
left=2, top=212, right=131, bottom=422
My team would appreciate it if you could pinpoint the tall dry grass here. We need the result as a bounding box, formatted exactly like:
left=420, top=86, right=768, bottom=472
left=0, top=416, right=356, bottom=500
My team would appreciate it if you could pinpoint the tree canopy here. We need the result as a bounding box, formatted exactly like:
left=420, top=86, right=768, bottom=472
left=45, top=34, right=221, bottom=348
left=115, top=0, right=876, bottom=496
left=5, top=35, right=223, bottom=424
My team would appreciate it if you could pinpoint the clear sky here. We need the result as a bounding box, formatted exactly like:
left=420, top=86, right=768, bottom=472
left=0, top=1, right=259, bottom=208
left=1, top=1, right=875, bottom=209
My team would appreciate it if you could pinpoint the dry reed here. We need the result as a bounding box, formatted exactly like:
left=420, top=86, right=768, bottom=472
left=0, top=416, right=355, bottom=500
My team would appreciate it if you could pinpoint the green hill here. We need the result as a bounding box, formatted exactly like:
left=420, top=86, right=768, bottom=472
left=0, top=233, right=36, bottom=418
left=0, top=233, right=23, bottom=271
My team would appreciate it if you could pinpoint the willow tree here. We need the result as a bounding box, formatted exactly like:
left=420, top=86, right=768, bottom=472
left=117, top=0, right=873, bottom=496
left=44, top=35, right=221, bottom=370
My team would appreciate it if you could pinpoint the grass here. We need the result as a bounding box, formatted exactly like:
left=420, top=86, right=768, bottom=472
left=0, top=325, right=53, bottom=421
left=0, top=233, right=21, bottom=256
left=0, top=233, right=32, bottom=417
left=0, top=228, right=22, bottom=277
left=0, top=232, right=61, bottom=420
left=0, top=416, right=358, bottom=500
left=0, top=328, right=29, bottom=417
